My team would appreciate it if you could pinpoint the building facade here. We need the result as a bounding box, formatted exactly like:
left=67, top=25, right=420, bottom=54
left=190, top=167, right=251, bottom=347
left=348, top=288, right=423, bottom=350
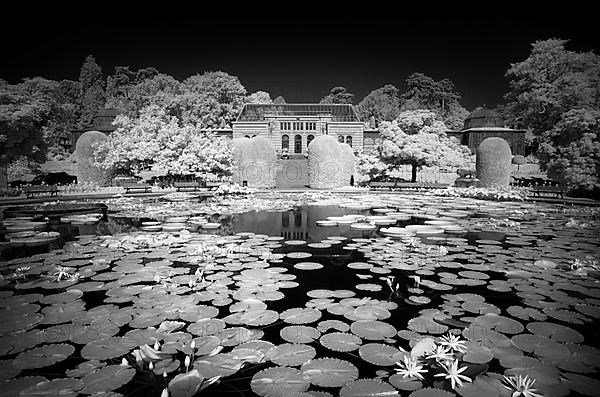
left=232, top=104, right=365, bottom=155
left=449, top=108, right=526, bottom=156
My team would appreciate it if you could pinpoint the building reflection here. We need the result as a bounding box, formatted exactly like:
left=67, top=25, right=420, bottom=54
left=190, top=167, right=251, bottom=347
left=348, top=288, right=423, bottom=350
left=231, top=206, right=373, bottom=243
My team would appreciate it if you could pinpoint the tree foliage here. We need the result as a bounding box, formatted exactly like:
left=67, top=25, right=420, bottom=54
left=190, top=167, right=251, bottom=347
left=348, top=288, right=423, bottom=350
left=355, top=150, right=388, bottom=183
left=0, top=82, right=49, bottom=165
left=505, top=38, right=600, bottom=193
left=106, top=66, right=159, bottom=111
left=93, top=105, right=232, bottom=179
left=538, top=108, right=600, bottom=191
left=377, top=110, right=472, bottom=182
left=246, top=91, right=273, bottom=104
left=355, top=84, right=401, bottom=126
left=78, top=55, right=106, bottom=128
left=400, top=73, right=469, bottom=130
left=319, top=87, right=354, bottom=104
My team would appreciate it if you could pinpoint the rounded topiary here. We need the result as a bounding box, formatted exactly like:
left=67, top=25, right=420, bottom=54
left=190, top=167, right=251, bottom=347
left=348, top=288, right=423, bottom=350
left=232, top=136, right=277, bottom=188
left=75, top=131, right=110, bottom=186
left=340, top=143, right=356, bottom=186
left=307, top=135, right=355, bottom=189
left=476, top=137, right=512, bottom=188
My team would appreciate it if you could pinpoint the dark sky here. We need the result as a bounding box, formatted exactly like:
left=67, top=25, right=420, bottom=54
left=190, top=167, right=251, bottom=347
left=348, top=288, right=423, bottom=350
left=2, top=3, right=598, bottom=110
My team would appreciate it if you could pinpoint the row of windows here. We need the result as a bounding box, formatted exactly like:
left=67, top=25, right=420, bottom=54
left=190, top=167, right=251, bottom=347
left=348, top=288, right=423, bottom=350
left=338, top=135, right=353, bottom=146
left=280, top=121, right=317, bottom=131
left=281, top=134, right=353, bottom=153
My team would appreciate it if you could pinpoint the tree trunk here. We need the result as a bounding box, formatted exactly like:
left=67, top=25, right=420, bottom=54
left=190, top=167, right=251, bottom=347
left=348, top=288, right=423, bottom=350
left=411, top=164, right=418, bottom=183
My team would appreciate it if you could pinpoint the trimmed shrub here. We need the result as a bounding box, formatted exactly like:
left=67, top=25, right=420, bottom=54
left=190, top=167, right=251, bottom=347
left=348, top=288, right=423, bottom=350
left=75, top=131, right=111, bottom=186
left=340, top=143, right=355, bottom=186
left=307, top=135, right=355, bottom=188
left=232, top=136, right=276, bottom=188
left=476, top=137, right=512, bottom=188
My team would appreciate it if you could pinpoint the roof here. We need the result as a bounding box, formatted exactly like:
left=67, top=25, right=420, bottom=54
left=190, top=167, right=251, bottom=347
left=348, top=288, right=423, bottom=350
left=461, top=127, right=525, bottom=133
left=236, top=103, right=361, bottom=122
left=463, top=107, right=505, bottom=129
left=96, top=107, right=120, bottom=117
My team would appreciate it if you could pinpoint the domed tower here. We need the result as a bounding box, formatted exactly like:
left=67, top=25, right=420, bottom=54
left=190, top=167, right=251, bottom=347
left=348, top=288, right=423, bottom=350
left=457, top=107, right=525, bottom=155
left=463, top=108, right=506, bottom=129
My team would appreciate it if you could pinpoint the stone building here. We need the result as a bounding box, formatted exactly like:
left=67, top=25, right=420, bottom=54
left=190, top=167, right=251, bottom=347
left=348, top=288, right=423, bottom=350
left=449, top=108, right=526, bottom=155
left=232, top=104, right=364, bottom=156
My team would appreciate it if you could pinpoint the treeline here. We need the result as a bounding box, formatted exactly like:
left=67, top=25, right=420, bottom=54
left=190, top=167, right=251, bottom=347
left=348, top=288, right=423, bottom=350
left=2, top=38, right=599, bottom=194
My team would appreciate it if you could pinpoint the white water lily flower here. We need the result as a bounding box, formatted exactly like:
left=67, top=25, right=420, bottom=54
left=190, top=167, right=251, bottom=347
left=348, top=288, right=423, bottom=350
left=426, top=345, right=454, bottom=362
left=394, top=355, right=428, bottom=380
left=434, top=359, right=471, bottom=390
left=438, top=333, right=468, bottom=353
left=503, top=374, right=543, bottom=397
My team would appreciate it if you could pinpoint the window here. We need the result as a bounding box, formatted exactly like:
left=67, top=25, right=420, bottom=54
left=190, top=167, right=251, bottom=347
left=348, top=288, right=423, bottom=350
left=294, top=211, right=302, bottom=227
left=306, top=122, right=316, bottom=131
left=294, top=134, right=302, bottom=153
left=282, top=212, right=289, bottom=227
left=338, top=135, right=344, bottom=143
left=292, top=122, right=303, bottom=131
left=307, top=134, right=314, bottom=146
left=282, top=135, right=289, bottom=150
left=346, top=135, right=352, bottom=147
left=281, top=122, right=291, bottom=131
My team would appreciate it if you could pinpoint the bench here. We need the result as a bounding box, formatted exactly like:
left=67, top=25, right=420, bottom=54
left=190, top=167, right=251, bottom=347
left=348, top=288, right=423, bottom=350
left=174, top=181, right=201, bottom=191
left=531, top=185, right=564, bottom=199
left=122, top=183, right=152, bottom=194
left=25, top=185, right=59, bottom=198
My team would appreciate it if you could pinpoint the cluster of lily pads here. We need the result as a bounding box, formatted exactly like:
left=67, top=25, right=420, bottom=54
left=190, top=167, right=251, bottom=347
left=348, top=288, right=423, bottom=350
left=429, top=186, right=529, bottom=201
left=0, top=192, right=599, bottom=397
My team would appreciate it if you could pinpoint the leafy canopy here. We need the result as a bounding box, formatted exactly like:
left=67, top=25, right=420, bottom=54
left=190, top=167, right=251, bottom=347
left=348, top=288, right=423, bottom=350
left=376, top=110, right=472, bottom=182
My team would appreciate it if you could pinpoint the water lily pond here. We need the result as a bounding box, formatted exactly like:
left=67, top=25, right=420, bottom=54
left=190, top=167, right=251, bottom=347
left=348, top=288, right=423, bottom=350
left=1, top=192, right=599, bottom=397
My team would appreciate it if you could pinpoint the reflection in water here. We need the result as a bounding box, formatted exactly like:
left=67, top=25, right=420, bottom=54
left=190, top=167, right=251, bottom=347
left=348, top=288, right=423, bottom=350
left=1, top=204, right=511, bottom=262
left=222, top=206, right=378, bottom=242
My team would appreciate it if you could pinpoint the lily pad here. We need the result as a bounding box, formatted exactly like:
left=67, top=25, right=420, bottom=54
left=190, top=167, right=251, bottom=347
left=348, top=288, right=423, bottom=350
left=526, top=321, right=584, bottom=343
left=280, top=326, right=321, bottom=344
left=81, top=365, right=136, bottom=394
left=358, top=343, right=401, bottom=366
left=266, top=344, right=317, bottom=367
left=81, top=337, right=132, bottom=361
left=20, top=378, right=83, bottom=397
left=388, top=374, right=423, bottom=391
left=351, top=320, right=397, bottom=340
left=168, top=369, right=206, bottom=397
left=280, top=308, right=322, bottom=325
left=301, top=358, right=359, bottom=387
left=319, top=332, right=362, bottom=352
left=14, top=343, right=75, bottom=369
left=250, top=366, right=310, bottom=397
left=339, top=378, right=398, bottom=397
left=0, top=376, right=47, bottom=397
left=193, top=353, right=243, bottom=377
left=462, top=342, right=494, bottom=364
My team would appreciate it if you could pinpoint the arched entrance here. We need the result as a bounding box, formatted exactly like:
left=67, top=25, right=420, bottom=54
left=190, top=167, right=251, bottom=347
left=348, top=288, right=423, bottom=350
left=294, top=134, right=302, bottom=154
left=282, top=135, right=289, bottom=150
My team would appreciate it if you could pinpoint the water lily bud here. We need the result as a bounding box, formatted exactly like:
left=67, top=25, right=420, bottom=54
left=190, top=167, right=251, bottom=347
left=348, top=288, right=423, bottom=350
left=149, top=361, right=154, bottom=371
left=161, top=388, right=169, bottom=397
left=184, top=355, right=191, bottom=369
left=121, top=358, right=128, bottom=366
left=190, top=340, right=196, bottom=350
left=163, top=371, right=167, bottom=379
left=154, top=275, right=161, bottom=283
left=154, top=341, right=160, bottom=350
